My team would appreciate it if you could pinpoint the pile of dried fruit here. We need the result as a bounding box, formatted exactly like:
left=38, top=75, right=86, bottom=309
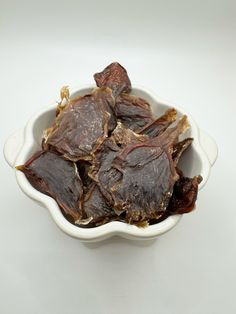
left=17, top=63, right=202, bottom=227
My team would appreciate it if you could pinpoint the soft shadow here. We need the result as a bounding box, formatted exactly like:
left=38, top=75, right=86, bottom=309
left=82, top=236, right=157, bottom=249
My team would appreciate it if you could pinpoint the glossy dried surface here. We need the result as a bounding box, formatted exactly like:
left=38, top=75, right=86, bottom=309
left=17, top=62, right=202, bottom=229
left=44, top=88, right=115, bottom=161
left=80, top=184, right=116, bottom=227
left=109, top=119, right=187, bottom=222
left=17, top=151, right=83, bottom=222
left=94, top=62, right=131, bottom=97
left=139, top=108, right=177, bottom=137
left=115, top=94, right=154, bottom=132
left=167, top=175, right=202, bottom=214
left=89, top=138, right=121, bottom=205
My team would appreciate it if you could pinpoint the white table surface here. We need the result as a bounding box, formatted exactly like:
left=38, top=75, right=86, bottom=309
left=1, top=1, right=236, bottom=313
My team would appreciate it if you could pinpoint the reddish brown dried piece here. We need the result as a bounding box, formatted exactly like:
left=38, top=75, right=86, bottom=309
left=139, top=108, right=177, bottom=137
left=89, top=138, right=121, bottom=206
left=77, top=161, right=93, bottom=191
left=115, top=94, right=154, bottom=132
left=108, top=116, right=189, bottom=222
left=167, top=175, right=202, bottom=214
left=80, top=184, right=116, bottom=227
left=94, top=62, right=131, bottom=98
left=111, top=122, right=148, bottom=146
left=44, top=88, right=116, bottom=161
left=16, top=151, right=83, bottom=222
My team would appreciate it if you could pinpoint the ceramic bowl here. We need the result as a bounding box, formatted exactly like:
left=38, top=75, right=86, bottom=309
left=4, top=85, right=218, bottom=241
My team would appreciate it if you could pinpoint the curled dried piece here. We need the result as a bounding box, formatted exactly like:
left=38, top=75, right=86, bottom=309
left=109, top=116, right=189, bottom=222
left=172, top=138, right=193, bottom=165
left=112, top=122, right=148, bottom=146
left=77, top=161, right=93, bottom=191
left=94, top=62, right=131, bottom=97
left=16, top=151, right=83, bottom=222
left=112, top=145, right=176, bottom=221
left=89, top=138, right=121, bottom=205
left=115, top=94, right=154, bottom=132
left=78, top=184, right=116, bottom=227
left=44, top=88, right=116, bottom=161
left=167, top=175, right=203, bottom=214
left=90, top=123, right=148, bottom=207
left=139, top=108, right=177, bottom=137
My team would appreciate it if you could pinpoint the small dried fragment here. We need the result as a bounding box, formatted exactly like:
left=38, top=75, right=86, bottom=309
left=139, top=108, right=177, bottom=137
left=112, top=122, right=148, bottom=146
left=115, top=94, right=154, bottom=132
left=89, top=138, right=121, bottom=205
left=94, top=62, right=131, bottom=97
left=16, top=151, right=83, bottom=222
left=79, top=184, right=116, bottom=227
left=167, top=175, right=202, bottom=214
left=77, top=161, right=93, bottom=191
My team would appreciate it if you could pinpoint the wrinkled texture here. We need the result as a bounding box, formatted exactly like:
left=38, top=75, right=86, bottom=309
left=89, top=138, right=121, bottom=205
left=80, top=184, right=116, bottom=226
left=44, top=88, right=115, bottom=161
left=167, top=175, right=202, bottom=214
left=139, top=108, right=177, bottom=137
left=17, top=62, right=203, bottom=228
left=16, top=151, right=83, bottom=222
left=94, top=62, right=131, bottom=97
left=112, top=122, right=148, bottom=146
left=115, top=94, right=154, bottom=132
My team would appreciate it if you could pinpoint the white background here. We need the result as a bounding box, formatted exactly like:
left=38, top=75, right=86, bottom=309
left=1, top=1, right=236, bottom=313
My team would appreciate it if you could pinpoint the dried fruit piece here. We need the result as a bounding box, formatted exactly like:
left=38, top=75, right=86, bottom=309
left=115, top=94, right=154, bottom=132
left=109, top=116, right=189, bottom=222
left=112, top=122, right=148, bottom=146
left=44, top=88, right=116, bottom=161
left=89, top=123, right=148, bottom=207
left=77, top=161, right=93, bottom=191
left=16, top=151, right=83, bottom=222
left=139, top=108, right=177, bottom=137
left=167, top=175, right=202, bottom=214
left=78, top=184, right=116, bottom=227
left=89, top=138, right=121, bottom=205
left=94, top=62, right=131, bottom=97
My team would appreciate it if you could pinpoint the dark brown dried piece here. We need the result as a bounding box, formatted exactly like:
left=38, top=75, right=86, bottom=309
left=77, top=161, right=93, bottom=191
left=16, top=151, right=83, bottom=222
left=109, top=116, right=189, bottom=222
left=115, top=94, right=154, bottom=132
left=94, top=62, right=131, bottom=98
left=139, top=108, right=177, bottom=137
left=89, top=123, right=148, bottom=208
left=167, top=175, right=202, bottom=214
left=44, top=88, right=115, bottom=161
left=89, top=138, right=122, bottom=205
left=79, top=184, right=116, bottom=227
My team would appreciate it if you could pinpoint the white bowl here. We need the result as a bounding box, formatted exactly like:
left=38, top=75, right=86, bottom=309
left=4, top=85, right=218, bottom=242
